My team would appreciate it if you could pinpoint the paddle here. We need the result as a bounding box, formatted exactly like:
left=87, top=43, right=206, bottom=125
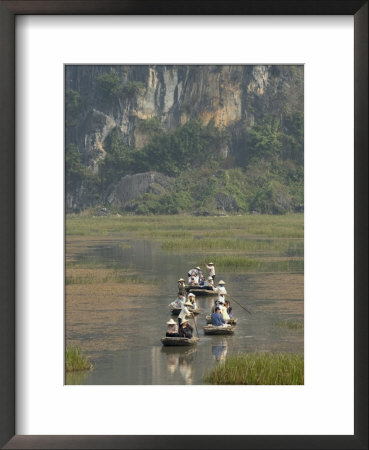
left=192, top=313, right=199, bottom=338
left=227, top=294, right=252, bottom=315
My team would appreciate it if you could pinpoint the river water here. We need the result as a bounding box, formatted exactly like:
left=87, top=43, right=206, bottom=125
left=66, top=238, right=303, bottom=385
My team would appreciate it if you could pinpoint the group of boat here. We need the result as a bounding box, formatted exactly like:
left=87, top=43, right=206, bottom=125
left=161, top=272, right=237, bottom=347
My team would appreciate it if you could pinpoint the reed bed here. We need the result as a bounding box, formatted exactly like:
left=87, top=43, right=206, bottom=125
left=65, top=267, right=155, bottom=285
left=161, top=238, right=303, bottom=253
left=65, top=346, right=93, bottom=372
left=203, top=352, right=304, bottom=385
left=275, top=319, right=304, bottom=330
left=66, top=214, right=304, bottom=239
left=199, top=255, right=304, bottom=272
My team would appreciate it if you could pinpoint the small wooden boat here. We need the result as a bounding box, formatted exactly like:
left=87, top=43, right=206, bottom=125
left=205, top=315, right=238, bottom=325
left=170, top=307, right=200, bottom=316
left=161, top=337, right=199, bottom=346
left=185, top=286, right=218, bottom=296
left=203, top=325, right=235, bottom=335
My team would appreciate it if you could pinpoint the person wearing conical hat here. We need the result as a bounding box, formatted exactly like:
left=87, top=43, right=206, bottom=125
left=178, top=318, right=193, bottom=339
left=166, top=318, right=179, bottom=337
left=177, top=278, right=186, bottom=295
left=216, top=280, right=227, bottom=296
left=206, top=262, right=216, bottom=281
left=187, top=292, right=197, bottom=310
left=178, top=300, right=193, bottom=326
left=217, top=295, right=230, bottom=321
left=202, top=275, right=215, bottom=290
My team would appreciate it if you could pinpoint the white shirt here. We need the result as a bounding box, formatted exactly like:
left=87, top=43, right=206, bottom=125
left=178, top=305, right=191, bottom=320
left=217, top=286, right=227, bottom=295
left=206, top=265, right=215, bottom=276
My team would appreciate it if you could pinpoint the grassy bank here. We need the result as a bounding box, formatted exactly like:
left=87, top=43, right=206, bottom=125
left=66, top=346, right=93, bottom=372
left=203, top=352, right=304, bottom=385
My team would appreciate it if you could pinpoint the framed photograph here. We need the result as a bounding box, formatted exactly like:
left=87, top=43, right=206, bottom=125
left=1, top=1, right=367, bottom=449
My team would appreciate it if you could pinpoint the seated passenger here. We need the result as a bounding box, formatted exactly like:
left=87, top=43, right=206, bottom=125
left=218, top=297, right=230, bottom=321
left=166, top=318, right=180, bottom=337
left=188, top=292, right=197, bottom=310
left=225, top=300, right=233, bottom=318
left=203, top=276, right=214, bottom=290
left=211, top=307, right=226, bottom=326
left=168, top=292, right=185, bottom=309
left=178, top=319, right=193, bottom=339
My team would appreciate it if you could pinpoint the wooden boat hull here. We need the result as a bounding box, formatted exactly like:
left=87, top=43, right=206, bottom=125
left=203, top=325, right=235, bottom=335
left=205, top=315, right=238, bottom=325
left=185, top=287, right=218, bottom=296
left=161, top=337, right=199, bottom=346
left=170, top=308, right=200, bottom=316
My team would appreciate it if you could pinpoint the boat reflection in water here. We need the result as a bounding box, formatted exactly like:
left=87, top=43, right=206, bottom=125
left=212, top=338, right=228, bottom=362
left=161, top=346, right=197, bottom=384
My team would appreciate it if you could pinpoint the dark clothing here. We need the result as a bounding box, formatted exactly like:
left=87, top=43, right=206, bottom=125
left=211, top=312, right=225, bottom=326
left=179, top=324, right=193, bottom=339
left=227, top=306, right=233, bottom=318
left=166, top=332, right=180, bottom=337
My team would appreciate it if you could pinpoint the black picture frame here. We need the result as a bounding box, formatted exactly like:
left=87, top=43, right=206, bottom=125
left=0, top=1, right=367, bottom=449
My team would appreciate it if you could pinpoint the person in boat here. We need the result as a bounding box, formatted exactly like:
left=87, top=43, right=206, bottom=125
left=211, top=306, right=226, bottom=326
left=177, top=278, right=186, bottom=295
left=202, top=276, right=215, bottom=290
left=178, top=319, right=193, bottom=339
left=224, top=299, right=233, bottom=318
left=166, top=318, right=180, bottom=337
left=199, top=275, right=206, bottom=286
left=217, top=296, right=230, bottom=321
left=206, top=262, right=215, bottom=281
left=178, top=301, right=193, bottom=326
left=168, top=292, right=185, bottom=309
left=216, top=280, right=227, bottom=295
left=187, top=292, right=197, bottom=310
left=189, top=275, right=199, bottom=285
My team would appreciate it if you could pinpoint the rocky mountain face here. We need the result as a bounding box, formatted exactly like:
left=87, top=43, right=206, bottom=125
left=65, top=65, right=303, bottom=212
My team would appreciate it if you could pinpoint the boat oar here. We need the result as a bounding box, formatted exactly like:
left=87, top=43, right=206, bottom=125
left=227, top=294, right=252, bottom=315
left=192, top=313, right=199, bottom=337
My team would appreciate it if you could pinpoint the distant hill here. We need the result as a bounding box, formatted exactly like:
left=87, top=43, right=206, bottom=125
left=65, top=65, right=303, bottom=214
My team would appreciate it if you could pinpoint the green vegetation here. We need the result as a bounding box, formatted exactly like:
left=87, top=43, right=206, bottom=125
left=97, top=69, right=122, bottom=97
left=66, top=214, right=303, bottom=274
left=122, top=81, right=146, bottom=97
left=66, top=213, right=303, bottom=238
left=203, top=352, right=304, bottom=384
left=275, top=319, right=304, bottom=330
left=65, top=90, right=82, bottom=127
left=65, top=346, right=93, bottom=372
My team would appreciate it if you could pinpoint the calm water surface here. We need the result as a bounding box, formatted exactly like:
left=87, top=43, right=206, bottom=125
left=66, top=239, right=303, bottom=385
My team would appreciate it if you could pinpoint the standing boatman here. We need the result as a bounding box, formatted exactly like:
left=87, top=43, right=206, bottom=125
left=206, top=262, right=216, bottom=281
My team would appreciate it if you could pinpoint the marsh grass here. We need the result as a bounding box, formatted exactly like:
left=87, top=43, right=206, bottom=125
left=199, top=255, right=304, bottom=272
left=203, top=352, right=304, bottom=385
left=66, top=214, right=304, bottom=239
left=275, top=319, right=304, bottom=330
left=65, top=268, right=154, bottom=285
left=161, top=238, right=303, bottom=254
left=65, top=346, right=93, bottom=372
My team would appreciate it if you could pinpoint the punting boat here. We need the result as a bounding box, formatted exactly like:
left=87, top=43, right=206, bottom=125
left=161, top=337, right=200, bottom=346
left=205, top=315, right=238, bottom=325
left=185, top=286, right=218, bottom=296
left=203, top=325, right=235, bottom=335
left=170, top=307, right=200, bottom=316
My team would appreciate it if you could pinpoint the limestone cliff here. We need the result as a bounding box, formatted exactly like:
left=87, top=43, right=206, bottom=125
left=66, top=65, right=302, bottom=154
left=65, top=65, right=303, bottom=213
